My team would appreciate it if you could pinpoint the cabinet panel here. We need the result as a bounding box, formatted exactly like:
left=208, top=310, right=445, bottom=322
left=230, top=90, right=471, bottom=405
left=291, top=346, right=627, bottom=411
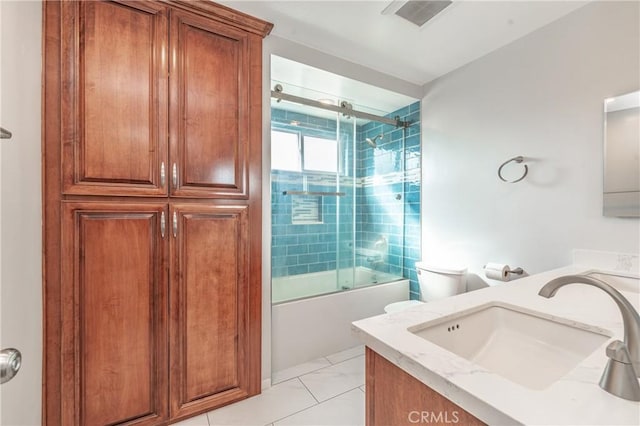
left=365, top=348, right=485, bottom=426
left=61, top=203, right=168, bottom=425
left=170, top=10, right=249, bottom=198
left=170, top=204, right=253, bottom=417
left=61, top=1, right=168, bottom=196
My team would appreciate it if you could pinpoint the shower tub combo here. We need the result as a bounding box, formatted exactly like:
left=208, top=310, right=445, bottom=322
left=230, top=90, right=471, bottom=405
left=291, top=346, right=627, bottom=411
left=268, top=63, right=420, bottom=375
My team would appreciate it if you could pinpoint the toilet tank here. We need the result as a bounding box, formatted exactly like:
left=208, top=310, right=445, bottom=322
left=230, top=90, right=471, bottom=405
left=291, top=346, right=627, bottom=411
left=416, top=261, right=467, bottom=302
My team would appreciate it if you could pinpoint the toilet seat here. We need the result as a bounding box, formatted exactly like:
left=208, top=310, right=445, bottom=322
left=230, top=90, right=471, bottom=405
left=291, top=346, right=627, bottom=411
left=384, top=300, right=423, bottom=313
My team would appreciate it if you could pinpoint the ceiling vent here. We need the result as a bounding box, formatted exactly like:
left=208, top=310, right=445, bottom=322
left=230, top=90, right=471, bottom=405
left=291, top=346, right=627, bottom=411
left=395, top=1, right=452, bottom=27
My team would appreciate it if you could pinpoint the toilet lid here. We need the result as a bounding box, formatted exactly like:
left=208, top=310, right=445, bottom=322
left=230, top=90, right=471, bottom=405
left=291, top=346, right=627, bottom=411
left=384, top=300, right=423, bottom=313
left=416, top=261, right=467, bottom=275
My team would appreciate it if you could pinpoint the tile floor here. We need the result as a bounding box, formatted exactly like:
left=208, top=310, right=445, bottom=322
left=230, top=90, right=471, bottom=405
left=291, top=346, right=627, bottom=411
left=175, top=345, right=366, bottom=426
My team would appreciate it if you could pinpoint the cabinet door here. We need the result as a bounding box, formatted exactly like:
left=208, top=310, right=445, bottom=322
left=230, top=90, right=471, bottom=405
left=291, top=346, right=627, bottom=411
left=366, top=348, right=486, bottom=426
left=60, top=1, right=168, bottom=196
left=61, top=202, right=169, bottom=425
left=169, top=9, right=251, bottom=199
left=169, top=203, right=258, bottom=418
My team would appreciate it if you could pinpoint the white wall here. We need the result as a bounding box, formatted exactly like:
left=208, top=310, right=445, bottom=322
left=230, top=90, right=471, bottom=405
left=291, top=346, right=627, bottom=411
left=0, top=1, right=43, bottom=424
left=421, top=1, right=640, bottom=290
left=265, top=35, right=423, bottom=100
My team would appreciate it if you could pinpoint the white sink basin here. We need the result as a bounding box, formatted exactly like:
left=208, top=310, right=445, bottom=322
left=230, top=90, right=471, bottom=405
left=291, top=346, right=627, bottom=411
left=409, top=302, right=611, bottom=390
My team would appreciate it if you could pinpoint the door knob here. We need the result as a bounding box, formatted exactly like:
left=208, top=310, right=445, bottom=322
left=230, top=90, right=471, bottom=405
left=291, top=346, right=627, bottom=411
left=0, top=348, right=21, bottom=384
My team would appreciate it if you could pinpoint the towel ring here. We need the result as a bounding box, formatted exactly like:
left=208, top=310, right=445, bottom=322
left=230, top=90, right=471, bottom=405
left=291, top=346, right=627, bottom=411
left=498, top=156, right=528, bottom=183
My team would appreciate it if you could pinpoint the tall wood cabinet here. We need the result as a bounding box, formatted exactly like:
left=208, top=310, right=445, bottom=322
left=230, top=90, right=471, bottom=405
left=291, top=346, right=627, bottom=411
left=43, top=1, right=272, bottom=424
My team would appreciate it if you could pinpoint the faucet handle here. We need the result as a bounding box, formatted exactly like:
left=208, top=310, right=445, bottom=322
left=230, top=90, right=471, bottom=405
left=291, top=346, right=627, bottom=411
left=599, top=340, right=640, bottom=401
left=606, top=340, right=634, bottom=364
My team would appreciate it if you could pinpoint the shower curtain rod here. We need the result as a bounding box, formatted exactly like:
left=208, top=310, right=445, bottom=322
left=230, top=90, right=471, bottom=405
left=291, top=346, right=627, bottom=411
left=271, top=85, right=411, bottom=128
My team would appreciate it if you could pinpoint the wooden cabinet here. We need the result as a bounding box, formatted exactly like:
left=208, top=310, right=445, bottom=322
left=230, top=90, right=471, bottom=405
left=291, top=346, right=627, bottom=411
left=60, top=1, right=254, bottom=199
left=60, top=202, right=169, bottom=425
left=169, top=204, right=252, bottom=417
left=365, top=348, right=485, bottom=426
left=60, top=1, right=169, bottom=197
left=169, top=9, right=250, bottom=199
left=44, top=1, right=272, bottom=425
left=58, top=202, right=256, bottom=423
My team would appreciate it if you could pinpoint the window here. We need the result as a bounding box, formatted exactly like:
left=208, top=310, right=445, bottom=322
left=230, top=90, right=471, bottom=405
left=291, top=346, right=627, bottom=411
left=271, top=130, right=301, bottom=172
left=303, top=136, right=338, bottom=173
left=271, top=129, right=340, bottom=174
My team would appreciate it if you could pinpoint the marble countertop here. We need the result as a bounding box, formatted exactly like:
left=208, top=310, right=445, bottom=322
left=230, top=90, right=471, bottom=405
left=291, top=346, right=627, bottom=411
left=352, top=253, right=640, bottom=425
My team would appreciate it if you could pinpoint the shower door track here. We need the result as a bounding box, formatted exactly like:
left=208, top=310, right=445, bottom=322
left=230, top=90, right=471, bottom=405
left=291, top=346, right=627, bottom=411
left=271, top=86, right=412, bottom=128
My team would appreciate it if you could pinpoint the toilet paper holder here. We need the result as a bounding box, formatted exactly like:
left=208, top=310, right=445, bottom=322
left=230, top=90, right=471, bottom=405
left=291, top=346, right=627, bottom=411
left=484, top=263, right=525, bottom=282
left=482, top=264, right=524, bottom=276
left=505, top=267, right=524, bottom=275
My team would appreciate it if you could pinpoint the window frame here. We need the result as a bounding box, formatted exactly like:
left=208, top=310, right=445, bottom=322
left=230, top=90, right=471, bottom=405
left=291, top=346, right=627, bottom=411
left=301, top=134, right=340, bottom=174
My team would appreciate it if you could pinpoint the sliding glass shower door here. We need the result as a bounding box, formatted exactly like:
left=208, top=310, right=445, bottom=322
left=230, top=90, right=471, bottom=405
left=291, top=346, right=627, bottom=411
left=270, top=98, right=357, bottom=302
left=269, top=79, right=419, bottom=303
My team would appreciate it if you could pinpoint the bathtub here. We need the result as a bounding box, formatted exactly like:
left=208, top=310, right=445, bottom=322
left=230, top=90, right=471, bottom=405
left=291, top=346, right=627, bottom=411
left=272, top=267, right=406, bottom=303
left=271, top=267, right=409, bottom=372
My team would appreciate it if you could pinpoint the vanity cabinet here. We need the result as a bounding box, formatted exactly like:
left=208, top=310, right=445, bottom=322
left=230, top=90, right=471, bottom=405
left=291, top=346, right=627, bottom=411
left=365, top=348, right=485, bottom=426
left=44, top=1, right=271, bottom=425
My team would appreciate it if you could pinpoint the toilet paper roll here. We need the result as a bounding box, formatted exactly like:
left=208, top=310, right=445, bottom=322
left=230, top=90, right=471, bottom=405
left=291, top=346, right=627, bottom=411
left=484, top=263, right=510, bottom=282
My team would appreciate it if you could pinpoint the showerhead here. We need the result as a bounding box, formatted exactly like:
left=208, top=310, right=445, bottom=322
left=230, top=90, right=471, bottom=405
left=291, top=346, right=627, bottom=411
left=365, top=133, right=384, bottom=148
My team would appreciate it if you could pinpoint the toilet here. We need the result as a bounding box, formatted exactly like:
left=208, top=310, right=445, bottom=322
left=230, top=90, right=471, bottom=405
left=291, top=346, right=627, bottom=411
left=384, top=261, right=467, bottom=313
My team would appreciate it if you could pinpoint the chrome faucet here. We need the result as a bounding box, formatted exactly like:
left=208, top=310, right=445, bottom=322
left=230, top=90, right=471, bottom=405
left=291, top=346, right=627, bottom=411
left=539, top=274, right=640, bottom=401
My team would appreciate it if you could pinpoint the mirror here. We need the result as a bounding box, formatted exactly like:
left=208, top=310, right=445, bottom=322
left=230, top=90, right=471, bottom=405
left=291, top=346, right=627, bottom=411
left=603, top=90, right=640, bottom=217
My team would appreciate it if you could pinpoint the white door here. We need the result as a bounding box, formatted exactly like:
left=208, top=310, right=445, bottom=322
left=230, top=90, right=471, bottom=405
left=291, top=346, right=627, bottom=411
left=0, top=1, right=43, bottom=425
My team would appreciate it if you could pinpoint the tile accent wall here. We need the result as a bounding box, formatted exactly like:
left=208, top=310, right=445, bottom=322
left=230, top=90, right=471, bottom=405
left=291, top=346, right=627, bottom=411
left=271, top=102, right=421, bottom=299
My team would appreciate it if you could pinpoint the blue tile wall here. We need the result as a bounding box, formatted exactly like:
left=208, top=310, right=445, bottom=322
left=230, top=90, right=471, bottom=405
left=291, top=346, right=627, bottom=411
left=271, top=109, right=355, bottom=278
left=271, top=101, right=421, bottom=300
left=357, top=101, right=422, bottom=299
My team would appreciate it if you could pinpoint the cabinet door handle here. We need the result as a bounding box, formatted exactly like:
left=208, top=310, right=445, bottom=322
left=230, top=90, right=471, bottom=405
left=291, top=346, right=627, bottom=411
left=160, top=162, right=166, bottom=187
left=172, top=211, right=178, bottom=238
left=172, top=163, right=177, bottom=188
left=160, top=211, right=166, bottom=239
